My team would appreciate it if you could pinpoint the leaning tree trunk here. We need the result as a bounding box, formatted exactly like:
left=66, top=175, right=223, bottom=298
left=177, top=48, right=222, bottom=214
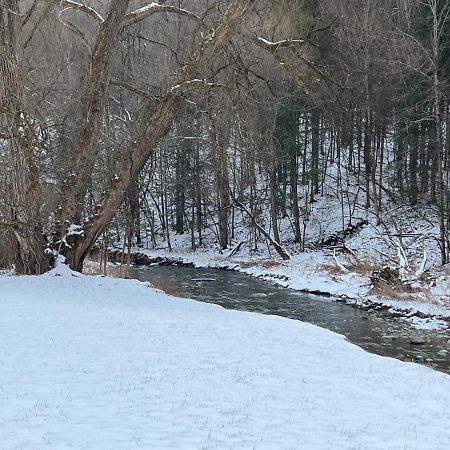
left=56, top=0, right=131, bottom=236
left=0, top=1, right=50, bottom=274
left=64, top=0, right=257, bottom=271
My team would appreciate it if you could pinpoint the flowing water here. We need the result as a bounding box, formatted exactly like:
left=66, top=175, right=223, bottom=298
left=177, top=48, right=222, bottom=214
left=129, top=265, right=450, bottom=374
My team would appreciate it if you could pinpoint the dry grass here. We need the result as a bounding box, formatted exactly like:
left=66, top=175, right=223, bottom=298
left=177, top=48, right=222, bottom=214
left=259, top=259, right=284, bottom=269
left=369, top=280, right=429, bottom=301
left=319, top=259, right=381, bottom=277
left=317, top=263, right=342, bottom=277
left=83, top=259, right=130, bottom=279
left=348, top=260, right=382, bottom=277
left=237, top=259, right=283, bottom=269
left=319, top=257, right=434, bottom=302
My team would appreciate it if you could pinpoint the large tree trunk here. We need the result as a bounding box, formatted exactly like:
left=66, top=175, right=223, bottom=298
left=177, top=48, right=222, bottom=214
left=64, top=0, right=257, bottom=271
left=0, top=0, right=50, bottom=274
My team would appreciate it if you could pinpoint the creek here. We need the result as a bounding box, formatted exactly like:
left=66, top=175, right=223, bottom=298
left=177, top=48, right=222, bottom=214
left=129, top=265, right=450, bottom=374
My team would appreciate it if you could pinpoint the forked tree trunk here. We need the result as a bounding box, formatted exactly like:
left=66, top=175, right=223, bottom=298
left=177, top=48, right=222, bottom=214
left=64, top=0, right=257, bottom=271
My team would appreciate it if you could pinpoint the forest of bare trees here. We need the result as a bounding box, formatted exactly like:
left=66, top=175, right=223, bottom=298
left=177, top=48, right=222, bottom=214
left=1, top=0, right=450, bottom=274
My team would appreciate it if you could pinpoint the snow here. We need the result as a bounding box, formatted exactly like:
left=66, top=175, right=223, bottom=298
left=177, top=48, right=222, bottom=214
left=1, top=266, right=450, bottom=449
left=66, top=224, right=85, bottom=236
left=129, top=2, right=160, bottom=16
left=256, top=36, right=305, bottom=46
left=127, top=220, right=450, bottom=328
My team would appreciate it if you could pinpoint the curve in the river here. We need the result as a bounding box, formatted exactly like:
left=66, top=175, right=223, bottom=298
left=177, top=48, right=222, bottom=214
left=129, top=265, right=450, bottom=374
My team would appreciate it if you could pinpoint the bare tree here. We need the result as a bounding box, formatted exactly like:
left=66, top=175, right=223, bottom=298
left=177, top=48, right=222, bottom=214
left=55, top=0, right=257, bottom=271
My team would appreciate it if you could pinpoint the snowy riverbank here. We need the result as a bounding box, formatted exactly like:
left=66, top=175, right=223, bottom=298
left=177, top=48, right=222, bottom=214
left=112, top=182, right=450, bottom=329
left=1, top=264, right=450, bottom=449
left=118, top=241, right=450, bottom=329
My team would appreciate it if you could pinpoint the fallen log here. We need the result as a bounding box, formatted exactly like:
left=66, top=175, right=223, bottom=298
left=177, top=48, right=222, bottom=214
left=234, top=199, right=291, bottom=260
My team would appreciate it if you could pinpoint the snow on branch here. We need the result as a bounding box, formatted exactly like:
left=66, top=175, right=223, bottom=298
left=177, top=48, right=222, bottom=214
left=47, top=0, right=104, bottom=24
left=333, top=249, right=349, bottom=274
left=169, top=79, right=227, bottom=94
left=255, top=35, right=305, bottom=50
left=124, top=2, right=202, bottom=27
left=414, top=250, right=428, bottom=281
left=252, top=32, right=342, bottom=98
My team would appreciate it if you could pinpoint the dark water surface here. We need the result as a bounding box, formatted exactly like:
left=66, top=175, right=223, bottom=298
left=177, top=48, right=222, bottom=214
left=130, top=265, right=450, bottom=374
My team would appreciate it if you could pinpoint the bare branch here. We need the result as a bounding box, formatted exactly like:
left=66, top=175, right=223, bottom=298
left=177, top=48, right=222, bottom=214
left=22, top=0, right=38, bottom=28
left=109, top=80, right=159, bottom=100
left=45, top=0, right=104, bottom=24
left=124, top=2, right=202, bottom=27
left=306, top=19, right=337, bottom=39
left=57, top=8, right=93, bottom=52
left=23, top=4, right=53, bottom=49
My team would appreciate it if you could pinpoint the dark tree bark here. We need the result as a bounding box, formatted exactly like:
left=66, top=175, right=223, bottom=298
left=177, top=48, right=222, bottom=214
left=363, top=115, right=373, bottom=208
left=234, top=200, right=290, bottom=260
left=0, top=0, right=50, bottom=274
left=310, top=108, right=320, bottom=202
left=409, top=122, right=418, bottom=206
left=269, top=168, right=280, bottom=244
left=128, top=179, right=142, bottom=246
left=174, top=146, right=187, bottom=235
left=419, top=122, right=429, bottom=194
left=290, top=152, right=302, bottom=244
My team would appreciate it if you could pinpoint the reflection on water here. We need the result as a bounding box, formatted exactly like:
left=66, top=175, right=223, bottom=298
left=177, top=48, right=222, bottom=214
left=130, top=266, right=450, bottom=374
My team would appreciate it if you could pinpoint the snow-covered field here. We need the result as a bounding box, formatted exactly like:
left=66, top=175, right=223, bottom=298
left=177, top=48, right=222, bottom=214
left=1, top=264, right=450, bottom=449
